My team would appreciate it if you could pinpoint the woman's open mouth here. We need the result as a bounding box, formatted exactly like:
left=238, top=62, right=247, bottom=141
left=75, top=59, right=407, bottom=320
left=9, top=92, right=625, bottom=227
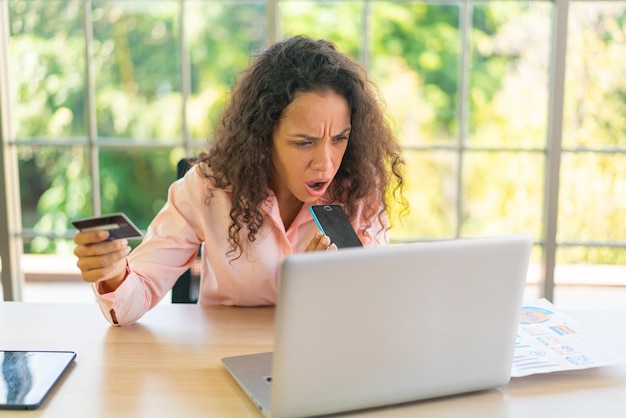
left=309, top=181, right=325, bottom=190
left=305, top=179, right=330, bottom=197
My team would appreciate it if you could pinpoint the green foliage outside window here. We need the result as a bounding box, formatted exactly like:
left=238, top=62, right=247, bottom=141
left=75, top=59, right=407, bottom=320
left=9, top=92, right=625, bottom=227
left=4, top=0, right=626, bottom=266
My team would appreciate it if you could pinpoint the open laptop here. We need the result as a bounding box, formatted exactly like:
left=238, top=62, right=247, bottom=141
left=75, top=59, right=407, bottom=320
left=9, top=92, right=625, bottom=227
left=222, top=234, right=533, bottom=418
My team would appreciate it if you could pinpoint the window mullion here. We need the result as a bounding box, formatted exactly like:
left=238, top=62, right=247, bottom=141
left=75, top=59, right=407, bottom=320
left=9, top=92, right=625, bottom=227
left=180, top=0, right=192, bottom=154
left=0, top=0, right=24, bottom=301
left=266, top=0, right=280, bottom=46
left=542, top=0, right=570, bottom=302
left=456, top=0, right=473, bottom=238
left=83, top=0, right=101, bottom=216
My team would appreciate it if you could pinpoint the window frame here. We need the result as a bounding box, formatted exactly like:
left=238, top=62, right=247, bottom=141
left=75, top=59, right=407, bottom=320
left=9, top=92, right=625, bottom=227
left=2, top=0, right=625, bottom=302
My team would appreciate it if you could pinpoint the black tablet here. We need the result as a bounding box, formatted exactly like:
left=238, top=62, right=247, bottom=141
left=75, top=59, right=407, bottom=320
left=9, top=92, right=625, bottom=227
left=0, top=350, right=76, bottom=410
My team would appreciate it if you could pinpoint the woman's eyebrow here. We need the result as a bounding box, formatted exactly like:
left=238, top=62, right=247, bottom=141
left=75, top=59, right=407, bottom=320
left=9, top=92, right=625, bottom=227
left=288, top=132, right=318, bottom=141
left=333, top=127, right=352, bottom=137
left=288, top=127, right=351, bottom=141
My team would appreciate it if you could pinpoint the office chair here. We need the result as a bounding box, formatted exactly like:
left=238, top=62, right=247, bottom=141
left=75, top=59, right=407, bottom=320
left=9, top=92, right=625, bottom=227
left=171, top=157, right=201, bottom=303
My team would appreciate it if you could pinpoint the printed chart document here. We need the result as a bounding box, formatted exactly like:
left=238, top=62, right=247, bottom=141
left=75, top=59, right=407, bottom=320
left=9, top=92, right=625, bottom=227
left=511, top=298, right=626, bottom=377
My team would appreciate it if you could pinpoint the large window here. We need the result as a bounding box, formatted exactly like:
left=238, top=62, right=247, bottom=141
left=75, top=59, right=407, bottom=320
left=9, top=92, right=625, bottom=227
left=2, top=0, right=625, bottom=302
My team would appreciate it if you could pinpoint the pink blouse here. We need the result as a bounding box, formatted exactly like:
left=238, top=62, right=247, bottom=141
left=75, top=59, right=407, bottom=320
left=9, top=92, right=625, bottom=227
left=93, top=165, right=389, bottom=325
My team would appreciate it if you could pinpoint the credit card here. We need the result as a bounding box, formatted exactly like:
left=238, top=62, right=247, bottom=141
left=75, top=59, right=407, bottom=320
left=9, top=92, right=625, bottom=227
left=71, top=213, right=143, bottom=240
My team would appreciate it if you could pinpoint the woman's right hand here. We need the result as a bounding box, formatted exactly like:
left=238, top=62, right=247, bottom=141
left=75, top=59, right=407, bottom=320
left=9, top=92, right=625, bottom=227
left=73, top=230, right=131, bottom=293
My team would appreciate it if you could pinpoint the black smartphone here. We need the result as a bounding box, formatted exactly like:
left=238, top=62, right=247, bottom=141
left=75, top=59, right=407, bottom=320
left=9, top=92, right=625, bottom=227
left=71, top=212, right=143, bottom=240
left=310, top=204, right=363, bottom=248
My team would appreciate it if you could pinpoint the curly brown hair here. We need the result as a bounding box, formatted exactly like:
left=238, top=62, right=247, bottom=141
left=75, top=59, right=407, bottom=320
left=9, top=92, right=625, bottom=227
left=198, top=35, right=406, bottom=259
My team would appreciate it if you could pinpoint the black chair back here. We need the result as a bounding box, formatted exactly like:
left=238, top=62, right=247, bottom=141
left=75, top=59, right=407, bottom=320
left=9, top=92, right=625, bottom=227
left=171, top=158, right=201, bottom=303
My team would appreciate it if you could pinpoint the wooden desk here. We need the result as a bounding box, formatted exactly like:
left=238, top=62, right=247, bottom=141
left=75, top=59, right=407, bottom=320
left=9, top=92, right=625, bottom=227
left=1, top=302, right=625, bottom=418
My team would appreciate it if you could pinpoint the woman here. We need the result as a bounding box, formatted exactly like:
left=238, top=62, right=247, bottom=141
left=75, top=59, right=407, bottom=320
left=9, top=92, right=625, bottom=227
left=74, top=35, right=406, bottom=325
